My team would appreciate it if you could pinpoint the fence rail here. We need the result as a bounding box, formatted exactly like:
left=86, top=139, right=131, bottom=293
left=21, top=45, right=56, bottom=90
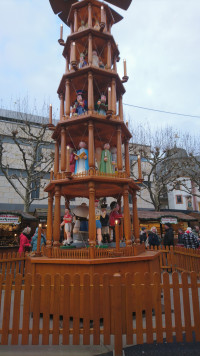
left=0, top=271, right=200, bottom=356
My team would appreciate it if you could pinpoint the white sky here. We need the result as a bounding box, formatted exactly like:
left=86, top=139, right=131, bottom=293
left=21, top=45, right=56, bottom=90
left=0, top=0, right=200, bottom=134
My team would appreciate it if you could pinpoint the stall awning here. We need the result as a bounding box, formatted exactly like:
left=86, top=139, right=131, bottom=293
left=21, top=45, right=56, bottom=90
left=0, top=211, right=37, bottom=222
left=138, top=211, right=197, bottom=223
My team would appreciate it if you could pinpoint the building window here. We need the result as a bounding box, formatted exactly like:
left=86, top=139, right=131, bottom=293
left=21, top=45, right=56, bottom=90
left=176, top=195, right=183, bottom=204
left=175, top=182, right=181, bottom=190
left=31, top=179, right=40, bottom=199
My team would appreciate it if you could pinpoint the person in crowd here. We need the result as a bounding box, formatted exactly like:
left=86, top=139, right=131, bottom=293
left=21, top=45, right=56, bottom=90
left=192, top=225, right=200, bottom=239
left=163, top=223, right=174, bottom=247
left=139, top=227, right=147, bottom=244
left=183, top=227, right=199, bottom=249
left=109, top=201, right=123, bottom=242
left=18, top=226, right=31, bottom=253
left=31, top=227, right=46, bottom=252
left=148, top=226, right=160, bottom=248
left=177, top=228, right=184, bottom=245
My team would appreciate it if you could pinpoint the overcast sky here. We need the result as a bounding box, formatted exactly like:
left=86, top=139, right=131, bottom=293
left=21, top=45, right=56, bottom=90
left=0, top=0, right=200, bottom=135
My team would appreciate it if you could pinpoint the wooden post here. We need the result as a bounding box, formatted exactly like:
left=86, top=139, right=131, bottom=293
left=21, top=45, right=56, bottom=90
left=125, top=140, right=130, bottom=177
left=53, top=185, right=61, bottom=247
left=119, top=95, right=123, bottom=121
left=65, top=56, right=69, bottom=73
left=50, top=168, right=53, bottom=180
left=66, top=146, right=70, bottom=172
left=65, top=79, right=70, bottom=117
left=111, top=78, right=116, bottom=115
left=107, top=41, right=111, bottom=69
left=54, top=141, right=59, bottom=177
left=49, top=104, right=52, bottom=125
left=35, top=224, right=42, bottom=256
left=88, top=34, right=93, bottom=65
left=123, top=186, right=132, bottom=246
left=46, top=192, right=53, bottom=253
left=132, top=191, right=140, bottom=243
left=88, top=121, right=95, bottom=169
left=88, top=3, right=92, bottom=28
left=115, top=221, right=120, bottom=251
left=74, top=9, right=78, bottom=32
left=113, top=56, right=117, bottom=72
left=117, top=125, right=122, bottom=171
left=59, top=94, right=64, bottom=121
left=61, top=127, right=66, bottom=172
left=70, top=22, right=73, bottom=34
left=88, top=181, right=96, bottom=251
left=88, top=71, right=94, bottom=114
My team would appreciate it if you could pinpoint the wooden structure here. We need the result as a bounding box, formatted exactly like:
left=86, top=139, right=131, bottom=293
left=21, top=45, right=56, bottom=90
left=26, top=0, right=160, bottom=281
left=1, top=271, right=200, bottom=356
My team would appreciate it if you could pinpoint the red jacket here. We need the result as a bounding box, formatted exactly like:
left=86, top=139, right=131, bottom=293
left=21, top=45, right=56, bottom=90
left=109, top=211, right=123, bottom=227
left=18, top=233, right=30, bottom=253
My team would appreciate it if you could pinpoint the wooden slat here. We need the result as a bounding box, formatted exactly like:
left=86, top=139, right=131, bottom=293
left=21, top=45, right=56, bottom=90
left=1, top=273, right=12, bottom=344
left=103, top=274, right=111, bottom=345
left=134, top=272, right=143, bottom=344
left=113, top=273, right=122, bottom=356
left=93, top=273, right=100, bottom=345
left=172, top=272, right=183, bottom=342
left=32, top=274, right=41, bottom=345
left=182, top=272, right=193, bottom=342
left=144, top=273, right=153, bottom=344
left=11, top=273, right=22, bottom=344
left=125, top=272, right=133, bottom=345
left=163, top=272, right=173, bottom=343
left=73, top=273, right=80, bottom=345
left=0, top=274, right=3, bottom=311
left=62, top=274, right=71, bottom=345
left=22, top=273, right=32, bottom=344
left=1, top=253, right=7, bottom=281
left=153, top=273, right=163, bottom=343
left=83, top=274, right=90, bottom=345
left=11, top=252, right=16, bottom=280
left=52, top=274, right=61, bottom=345
left=42, top=274, right=51, bottom=345
left=190, top=272, right=200, bottom=342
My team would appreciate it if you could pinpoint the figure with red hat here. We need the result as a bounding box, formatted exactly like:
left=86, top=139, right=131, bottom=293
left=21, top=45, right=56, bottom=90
left=74, top=90, right=88, bottom=115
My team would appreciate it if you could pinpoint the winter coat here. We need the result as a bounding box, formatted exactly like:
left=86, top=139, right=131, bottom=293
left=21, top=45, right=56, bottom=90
left=148, top=232, right=160, bottom=247
left=18, top=233, right=31, bottom=253
left=31, top=228, right=46, bottom=252
left=163, top=228, right=174, bottom=247
left=183, top=231, right=199, bottom=249
left=139, top=231, right=147, bottom=244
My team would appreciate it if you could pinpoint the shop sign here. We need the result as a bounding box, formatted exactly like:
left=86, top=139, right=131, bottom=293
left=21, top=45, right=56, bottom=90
left=0, top=214, right=21, bottom=224
left=161, top=217, right=178, bottom=224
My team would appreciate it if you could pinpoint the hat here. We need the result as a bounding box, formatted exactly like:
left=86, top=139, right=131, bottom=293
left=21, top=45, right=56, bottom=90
left=76, top=90, right=84, bottom=96
left=186, top=227, right=192, bottom=233
left=110, top=201, right=117, bottom=210
left=101, top=203, right=107, bottom=208
left=141, top=227, right=146, bottom=231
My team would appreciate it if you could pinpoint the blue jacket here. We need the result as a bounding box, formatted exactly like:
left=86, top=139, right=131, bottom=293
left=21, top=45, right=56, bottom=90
left=31, top=228, right=46, bottom=251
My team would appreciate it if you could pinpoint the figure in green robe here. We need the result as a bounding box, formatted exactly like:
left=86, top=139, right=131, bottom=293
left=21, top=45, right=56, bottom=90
left=99, top=143, right=113, bottom=173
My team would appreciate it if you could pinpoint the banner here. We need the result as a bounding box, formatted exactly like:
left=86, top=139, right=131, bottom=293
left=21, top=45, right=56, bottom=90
left=161, top=217, right=177, bottom=224
left=0, top=214, right=21, bottom=224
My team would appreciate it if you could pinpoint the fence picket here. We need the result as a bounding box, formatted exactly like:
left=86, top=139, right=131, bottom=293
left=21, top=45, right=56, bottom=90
left=182, top=272, right=193, bottom=342
left=62, top=274, right=71, bottom=345
left=83, top=274, right=90, bottom=345
left=113, top=273, right=122, bottom=356
left=172, top=272, right=183, bottom=342
left=134, top=272, right=143, bottom=344
left=0, top=274, right=3, bottom=312
left=73, top=274, right=80, bottom=345
left=144, top=273, right=153, bottom=344
left=32, top=274, right=41, bottom=345
left=93, top=274, right=100, bottom=345
left=153, top=273, right=163, bottom=343
left=11, top=273, right=22, bottom=345
left=125, top=272, right=133, bottom=345
left=190, top=272, right=200, bottom=342
left=163, top=272, right=173, bottom=343
left=42, top=274, right=51, bottom=345
left=1, top=273, right=12, bottom=344
left=21, top=273, right=32, bottom=344
left=52, top=274, right=61, bottom=345
left=103, top=274, right=110, bottom=345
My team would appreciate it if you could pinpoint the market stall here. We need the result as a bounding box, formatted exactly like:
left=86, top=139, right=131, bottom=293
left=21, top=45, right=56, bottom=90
left=0, top=211, right=37, bottom=253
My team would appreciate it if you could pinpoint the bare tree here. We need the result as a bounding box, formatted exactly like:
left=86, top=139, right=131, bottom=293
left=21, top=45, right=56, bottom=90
left=128, top=122, right=200, bottom=210
left=0, top=100, right=54, bottom=212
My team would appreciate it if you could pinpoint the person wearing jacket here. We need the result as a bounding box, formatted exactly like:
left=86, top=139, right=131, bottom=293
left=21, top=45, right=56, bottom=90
left=163, top=223, right=174, bottom=247
left=183, top=227, right=199, bottom=249
left=139, top=227, right=147, bottom=244
left=148, top=227, right=160, bottom=248
left=18, top=227, right=31, bottom=253
left=31, top=227, right=46, bottom=252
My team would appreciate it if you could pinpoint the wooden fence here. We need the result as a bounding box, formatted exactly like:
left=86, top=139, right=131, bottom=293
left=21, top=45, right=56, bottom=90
left=0, top=252, right=26, bottom=283
left=0, top=271, right=200, bottom=355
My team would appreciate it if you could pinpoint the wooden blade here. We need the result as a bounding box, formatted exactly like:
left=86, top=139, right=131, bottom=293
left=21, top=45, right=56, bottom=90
left=49, top=0, right=76, bottom=15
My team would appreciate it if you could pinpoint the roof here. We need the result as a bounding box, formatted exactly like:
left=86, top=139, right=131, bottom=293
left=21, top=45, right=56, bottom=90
left=0, top=211, right=37, bottom=221
left=138, top=211, right=197, bottom=222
